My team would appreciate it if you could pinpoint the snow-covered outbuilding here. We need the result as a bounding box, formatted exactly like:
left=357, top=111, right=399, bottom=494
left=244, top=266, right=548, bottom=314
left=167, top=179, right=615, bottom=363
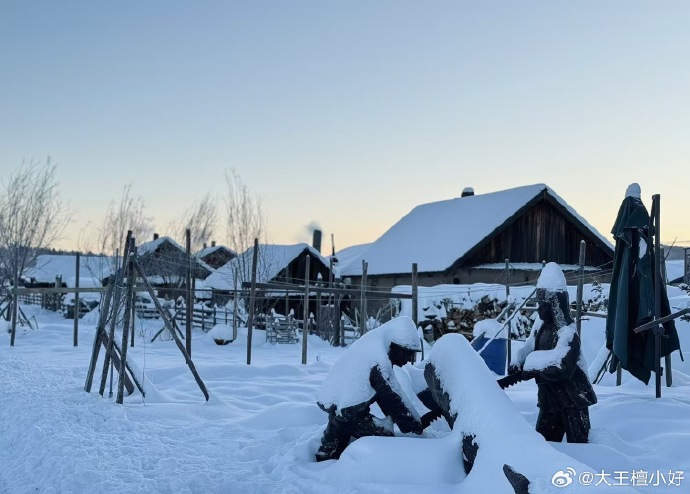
left=136, top=235, right=214, bottom=300
left=21, top=254, right=115, bottom=313
left=196, top=241, right=237, bottom=270
left=22, top=254, right=114, bottom=288
left=204, top=243, right=331, bottom=314
left=339, top=184, right=614, bottom=291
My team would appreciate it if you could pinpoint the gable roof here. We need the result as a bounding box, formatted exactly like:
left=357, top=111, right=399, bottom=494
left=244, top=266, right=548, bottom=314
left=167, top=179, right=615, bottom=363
left=334, top=243, right=371, bottom=278
left=23, top=255, right=115, bottom=287
left=196, top=244, right=237, bottom=259
left=137, top=236, right=215, bottom=276
left=204, top=243, right=328, bottom=290
left=339, top=183, right=613, bottom=277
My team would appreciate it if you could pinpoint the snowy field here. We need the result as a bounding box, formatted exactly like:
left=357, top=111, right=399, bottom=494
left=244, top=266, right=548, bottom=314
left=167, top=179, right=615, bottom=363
left=1, top=299, right=690, bottom=494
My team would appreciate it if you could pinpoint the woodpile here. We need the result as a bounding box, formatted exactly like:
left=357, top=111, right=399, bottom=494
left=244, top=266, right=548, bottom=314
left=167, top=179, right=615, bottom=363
left=440, top=295, right=507, bottom=339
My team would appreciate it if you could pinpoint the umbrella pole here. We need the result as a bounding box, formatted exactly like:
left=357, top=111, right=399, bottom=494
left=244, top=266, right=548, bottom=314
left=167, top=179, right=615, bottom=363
left=652, top=194, right=662, bottom=399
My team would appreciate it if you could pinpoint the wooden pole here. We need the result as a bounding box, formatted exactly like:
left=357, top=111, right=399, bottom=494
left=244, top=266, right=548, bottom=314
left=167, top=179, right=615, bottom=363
left=74, top=252, right=80, bottom=346
left=316, top=283, right=322, bottom=340
left=232, top=278, right=238, bottom=341
left=246, top=238, right=259, bottom=365
left=660, top=247, right=673, bottom=387
left=652, top=194, right=662, bottom=398
left=99, top=232, right=132, bottom=397
left=302, top=256, right=310, bottom=364
left=84, top=281, right=115, bottom=392
left=185, top=228, right=192, bottom=356
left=360, top=261, right=368, bottom=334
left=411, top=263, right=418, bottom=327
left=575, top=241, right=586, bottom=338
left=10, top=267, right=19, bottom=346
left=130, top=260, right=136, bottom=348
left=505, top=259, right=511, bottom=373
left=133, top=259, right=209, bottom=401
left=116, top=243, right=137, bottom=404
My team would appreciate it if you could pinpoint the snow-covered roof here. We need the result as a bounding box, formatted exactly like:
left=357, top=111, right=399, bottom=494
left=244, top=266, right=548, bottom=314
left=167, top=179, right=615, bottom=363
left=334, top=243, right=372, bottom=278
left=204, top=243, right=328, bottom=290
left=23, top=255, right=114, bottom=287
left=196, top=244, right=236, bottom=259
left=137, top=236, right=215, bottom=274
left=340, top=183, right=613, bottom=277
left=137, top=236, right=172, bottom=256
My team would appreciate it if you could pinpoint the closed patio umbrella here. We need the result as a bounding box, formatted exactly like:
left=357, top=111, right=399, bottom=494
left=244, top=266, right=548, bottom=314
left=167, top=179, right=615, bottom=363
left=605, top=184, right=680, bottom=384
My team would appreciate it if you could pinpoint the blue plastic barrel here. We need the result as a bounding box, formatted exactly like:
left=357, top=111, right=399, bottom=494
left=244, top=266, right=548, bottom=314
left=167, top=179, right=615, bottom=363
left=470, top=337, right=507, bottom=375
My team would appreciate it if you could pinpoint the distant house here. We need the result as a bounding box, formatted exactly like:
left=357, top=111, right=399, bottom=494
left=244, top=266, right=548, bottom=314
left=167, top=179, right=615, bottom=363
left=23, top=254, right=114, bottom=286
left=21, top=254, right=115, bottom=311
left=339, top=184, right=615, bottom=291
left=136, top=235, right=214, bottom=300
left=333, top=243, right=371, bottom=282
left=196, top=241, right=237, bottom=270
left=204, top=243, right=330, bottom=315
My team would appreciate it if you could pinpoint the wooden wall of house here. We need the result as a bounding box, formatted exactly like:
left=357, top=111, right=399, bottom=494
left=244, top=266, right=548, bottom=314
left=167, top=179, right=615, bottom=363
left=201, top=250, right=236, bottom=270
left=279, top=252, right=330, bottom=285
left=462, top=200, right=612, bottom=269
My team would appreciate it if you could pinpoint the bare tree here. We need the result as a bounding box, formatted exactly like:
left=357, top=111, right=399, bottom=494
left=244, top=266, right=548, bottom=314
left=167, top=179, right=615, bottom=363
left=223, top=170, right=270, bottom=294
left=166, top=192, right=218, bottom=252
left=87, top=183, right=154, bottom=257
left=0, top=159, right=70, bottom=287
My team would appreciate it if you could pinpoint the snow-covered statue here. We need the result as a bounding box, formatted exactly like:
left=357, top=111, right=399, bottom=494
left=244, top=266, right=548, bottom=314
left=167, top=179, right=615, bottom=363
left=315, top=317, right=424, bottom=462
left=510, top=262, right=597, bottom=443
left=417, top=333, right=624, bottom=494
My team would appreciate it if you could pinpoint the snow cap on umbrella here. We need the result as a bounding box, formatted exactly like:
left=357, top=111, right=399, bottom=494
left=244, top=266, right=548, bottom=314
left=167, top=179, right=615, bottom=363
left=625, top=183, right=641, bottom=198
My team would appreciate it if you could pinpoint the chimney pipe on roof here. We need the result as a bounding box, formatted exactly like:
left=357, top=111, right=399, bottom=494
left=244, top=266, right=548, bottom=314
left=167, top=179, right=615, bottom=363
left=312, top=229, right=322, bottom=253
left=203, top=242, right=207, bottom=250
left=461, top=187, right=475, bottom=197
left=153, top=233, right=159, bottom=240
left=211, top=240, right=216, bottom=247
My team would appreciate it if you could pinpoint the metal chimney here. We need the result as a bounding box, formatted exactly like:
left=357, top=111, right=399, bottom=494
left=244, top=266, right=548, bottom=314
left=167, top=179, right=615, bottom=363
left=153, top=233, right=159, bottom=240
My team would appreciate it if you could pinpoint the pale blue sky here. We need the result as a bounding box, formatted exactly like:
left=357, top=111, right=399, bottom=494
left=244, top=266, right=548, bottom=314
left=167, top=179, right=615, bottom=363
left=2, top=1, right=689, bottom=252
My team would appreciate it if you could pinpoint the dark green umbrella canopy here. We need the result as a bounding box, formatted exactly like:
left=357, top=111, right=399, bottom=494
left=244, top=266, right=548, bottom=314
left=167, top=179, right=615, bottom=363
left=605, top=190, right=681, bottom=384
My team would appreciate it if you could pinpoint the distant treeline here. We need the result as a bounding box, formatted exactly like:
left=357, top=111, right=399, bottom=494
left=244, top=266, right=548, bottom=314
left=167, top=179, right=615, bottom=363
left=36, top=247, right=104, bottom=257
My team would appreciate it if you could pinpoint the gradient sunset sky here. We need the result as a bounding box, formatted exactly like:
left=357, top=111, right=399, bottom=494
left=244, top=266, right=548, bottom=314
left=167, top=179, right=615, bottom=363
left=2, top=1, right=689, bottom=252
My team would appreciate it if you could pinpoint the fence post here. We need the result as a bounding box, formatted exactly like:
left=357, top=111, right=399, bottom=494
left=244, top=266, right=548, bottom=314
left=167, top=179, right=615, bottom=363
left=246, top=238, right=259, bottom=365
left=302, top=256, right=310, bottom=364
left=10, top=268, right=18, bottom=346
left=652, top=194, right=662, bottom=398
left=660, top=247, right=673, bottom=387
left=412, top=263, right=419, bottom=362
left=185, top=229, right=192, bottom=356
left=411, top=263, right=418, bottom=327
left=576, top=241, right=586, bottom=338
left=55, top=275, right=62, bottom=311
left=74, top=252, right=80, bottom=346
left=360, top=261, right=368, bottom=334
left=505, top=259, right=511, bottom=373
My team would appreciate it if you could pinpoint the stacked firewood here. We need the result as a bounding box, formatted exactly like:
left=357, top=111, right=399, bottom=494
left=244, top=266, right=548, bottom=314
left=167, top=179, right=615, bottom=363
left=441, top=295, right=507, bottom=339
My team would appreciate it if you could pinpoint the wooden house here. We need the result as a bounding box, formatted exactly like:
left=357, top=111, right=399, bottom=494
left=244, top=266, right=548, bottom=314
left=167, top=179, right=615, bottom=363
left=196, top=241, right=237, bottom=270
left=204, top=243, right=330, bottom=315
left=136, top=236, right=214, bottom=300
left=339, top=184, right=615, bottom=291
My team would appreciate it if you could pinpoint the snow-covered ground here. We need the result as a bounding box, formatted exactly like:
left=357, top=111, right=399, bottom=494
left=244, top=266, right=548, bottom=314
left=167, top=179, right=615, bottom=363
left=1, top=300, right=689, bottom=493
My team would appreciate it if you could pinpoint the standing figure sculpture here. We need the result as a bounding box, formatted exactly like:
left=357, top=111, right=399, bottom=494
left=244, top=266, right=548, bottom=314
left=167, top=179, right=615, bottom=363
left=510, top=262, right=597, bottom=443
left=315, top=317, right=424, bottom=462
